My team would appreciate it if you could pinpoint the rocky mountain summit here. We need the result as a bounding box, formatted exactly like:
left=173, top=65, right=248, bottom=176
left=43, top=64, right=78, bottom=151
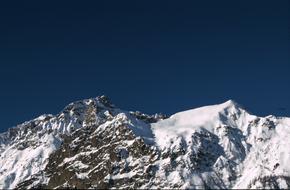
left=0, top=96, right=290, bottom=189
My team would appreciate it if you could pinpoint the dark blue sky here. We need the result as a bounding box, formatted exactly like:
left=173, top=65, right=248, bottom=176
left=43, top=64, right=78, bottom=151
left=0, top=1, right=289, bottom=132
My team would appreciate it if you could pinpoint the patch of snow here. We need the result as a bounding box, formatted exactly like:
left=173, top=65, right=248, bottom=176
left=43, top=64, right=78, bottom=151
left=111, top=170, right=137, bottom=180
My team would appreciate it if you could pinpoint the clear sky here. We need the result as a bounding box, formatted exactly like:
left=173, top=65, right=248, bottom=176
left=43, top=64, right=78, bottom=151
left=0, top=1, right=289, bottom=132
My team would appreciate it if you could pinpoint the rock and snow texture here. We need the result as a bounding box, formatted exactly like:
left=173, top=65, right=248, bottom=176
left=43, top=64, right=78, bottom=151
left=0, top=96, right=290, bottom=189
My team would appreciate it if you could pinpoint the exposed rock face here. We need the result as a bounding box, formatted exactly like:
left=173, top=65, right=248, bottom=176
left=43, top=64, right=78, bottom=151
left=1, top=96, right=290, bottom=189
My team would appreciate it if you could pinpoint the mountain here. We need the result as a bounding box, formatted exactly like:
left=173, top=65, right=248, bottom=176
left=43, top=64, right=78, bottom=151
left=0, top=96, right=290, bottom=189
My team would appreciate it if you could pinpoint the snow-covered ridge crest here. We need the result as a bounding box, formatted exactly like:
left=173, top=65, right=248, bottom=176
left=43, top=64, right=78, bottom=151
left=0, top=97, right=290, bottom=189
left=0, top=95, right=115, bottom=138
left=152, top=99, right=250, bottom=144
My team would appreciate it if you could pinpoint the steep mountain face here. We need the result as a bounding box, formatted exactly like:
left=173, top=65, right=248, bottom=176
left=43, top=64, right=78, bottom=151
left=0, top=96, right=290, bottom=189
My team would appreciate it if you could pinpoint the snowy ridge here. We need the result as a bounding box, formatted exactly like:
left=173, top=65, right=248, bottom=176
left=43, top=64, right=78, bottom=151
left=0, top=97, right=289, bottom=189
left=152, top=100, right=290, bottom=189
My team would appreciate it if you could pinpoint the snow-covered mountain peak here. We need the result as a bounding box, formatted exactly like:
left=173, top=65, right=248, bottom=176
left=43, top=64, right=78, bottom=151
left=151, top=100, right=250, bottom=150
left=159, top=99, right=249, bottom=132
left=150, top=100, right=290, bottom=189
left=223, top=99, right=238, bottom=106
left=171, top=99, right=243, bottom=117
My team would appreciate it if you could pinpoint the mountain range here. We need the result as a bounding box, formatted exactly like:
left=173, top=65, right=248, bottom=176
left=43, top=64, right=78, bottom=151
left=1, top=96, right=290, bottom=189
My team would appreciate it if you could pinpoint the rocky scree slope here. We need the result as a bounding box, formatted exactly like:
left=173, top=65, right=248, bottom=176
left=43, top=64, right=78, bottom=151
left=0, top=96, right=290, bottom=189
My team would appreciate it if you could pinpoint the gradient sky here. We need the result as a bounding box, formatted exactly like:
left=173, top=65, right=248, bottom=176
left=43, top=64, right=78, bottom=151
left=0, top=1, right=289, bottom=132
